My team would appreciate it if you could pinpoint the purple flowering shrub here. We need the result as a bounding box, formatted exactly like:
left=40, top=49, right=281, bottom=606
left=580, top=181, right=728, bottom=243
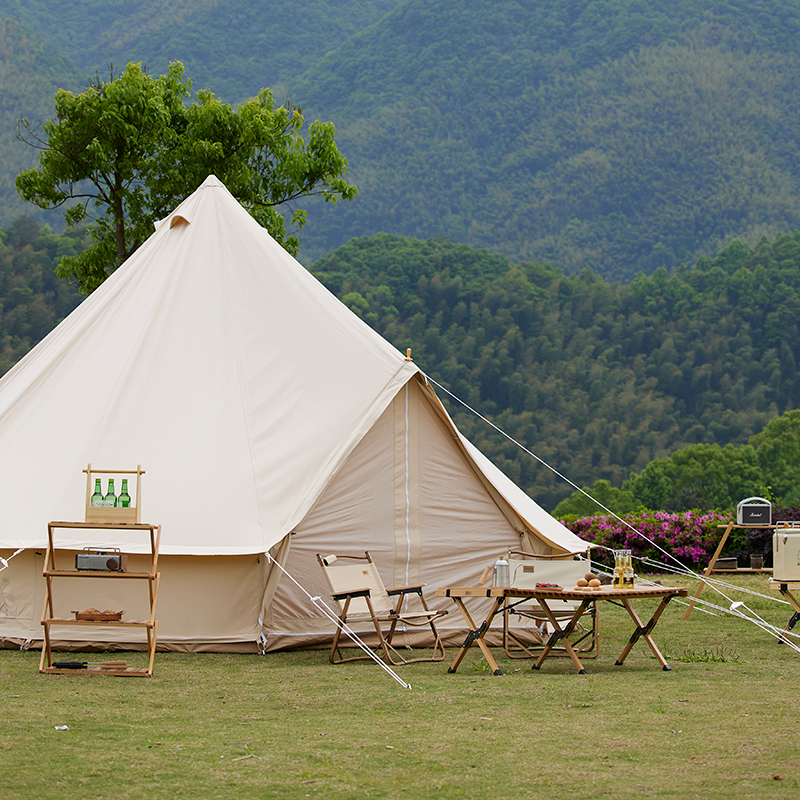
left=772, top=504, right=800, bottom=524
left=561, top=510, right=733, bottom=570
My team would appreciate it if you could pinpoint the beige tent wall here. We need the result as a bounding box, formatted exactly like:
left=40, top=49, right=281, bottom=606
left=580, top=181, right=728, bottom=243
left=1, top=376, right=578, bottom=654
left=1, top=550, right=271, bottom=652
left=0, top=550, right=43, bottom=643
left=264, top=378, right=539, bottom=651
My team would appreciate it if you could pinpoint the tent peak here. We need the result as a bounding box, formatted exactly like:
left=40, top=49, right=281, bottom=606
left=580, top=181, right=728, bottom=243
left=200, top=175, right=224, bottom=189
left=154, top=175, right=229, bottom=231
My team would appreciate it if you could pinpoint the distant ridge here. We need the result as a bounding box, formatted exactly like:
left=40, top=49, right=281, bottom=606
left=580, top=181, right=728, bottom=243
left=2, top=1, right=800, bottom=280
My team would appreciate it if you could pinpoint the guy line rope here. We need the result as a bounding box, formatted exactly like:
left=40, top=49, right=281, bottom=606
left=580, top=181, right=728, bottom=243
left=264, top=552, right=412, bottom=690
left=425, top=373, right=800, bottom=655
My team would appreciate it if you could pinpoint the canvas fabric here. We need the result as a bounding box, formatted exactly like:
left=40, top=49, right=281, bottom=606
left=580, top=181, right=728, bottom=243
left=0, top=176, right=586, bottom=652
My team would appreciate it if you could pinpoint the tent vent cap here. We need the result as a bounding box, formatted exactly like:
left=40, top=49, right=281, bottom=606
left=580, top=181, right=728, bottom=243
left=170, top=214, right=191, bottom=229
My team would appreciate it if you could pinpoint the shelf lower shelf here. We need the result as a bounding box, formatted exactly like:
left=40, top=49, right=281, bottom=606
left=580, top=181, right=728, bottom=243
left=711, top=567, right=773, bottom=574
left=43, top=618, right=154, bottom=627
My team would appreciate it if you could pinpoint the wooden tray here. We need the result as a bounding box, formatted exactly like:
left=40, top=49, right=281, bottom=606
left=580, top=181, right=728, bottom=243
left=72, top=610, right=124, bottom=621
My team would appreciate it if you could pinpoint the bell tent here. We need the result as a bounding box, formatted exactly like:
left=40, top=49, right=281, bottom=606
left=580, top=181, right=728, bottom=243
left=0, top=175, right=587, bottom=653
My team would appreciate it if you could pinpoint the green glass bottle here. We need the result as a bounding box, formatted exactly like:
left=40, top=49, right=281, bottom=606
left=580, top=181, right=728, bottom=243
left=118, top=479, right=131, bottom=508
left=90, top=478, right=103, bottom=507
left=103, top=478, right=117, bottom=508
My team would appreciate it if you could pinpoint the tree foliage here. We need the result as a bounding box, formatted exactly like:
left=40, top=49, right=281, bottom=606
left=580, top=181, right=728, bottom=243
left=625, top=443, right=763, bottom=513
left=0, top=216, right=83, bottom=376
left=552, top=480, right=636, bottom=518
left=313, top=230, right=800, bottom=509
left=16, top=62, right=357, bottom=292
left=749, top=410, right=800, bottom=506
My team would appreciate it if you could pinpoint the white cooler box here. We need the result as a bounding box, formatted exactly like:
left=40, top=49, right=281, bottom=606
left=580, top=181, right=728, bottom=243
left=773, top=528, right=800, bottom=581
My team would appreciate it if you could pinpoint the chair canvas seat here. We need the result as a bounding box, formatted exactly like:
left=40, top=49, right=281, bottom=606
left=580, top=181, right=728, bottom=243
left=322, top=562, right=395, bottom=616
left=317, top=552, right=447, bottom=665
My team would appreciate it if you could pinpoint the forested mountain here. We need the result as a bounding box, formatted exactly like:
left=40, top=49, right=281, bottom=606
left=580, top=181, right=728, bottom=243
left=0, top=19, right=82, bottom=223
left=4, top=214, right=800, bottom=511
left=0, top=0, right=398, bottom=102
left=295, top=2, right=800, bottom=272
left=1, top=1, right=800, bottom=280
left=313, top=230, right=800, bottom=508
left=0, top=217, right=83, bottom=375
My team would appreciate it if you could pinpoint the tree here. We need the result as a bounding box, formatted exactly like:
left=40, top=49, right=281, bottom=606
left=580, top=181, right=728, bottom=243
left=750, top=409, right=800, bottom=505
left=624, top=443, right=763, bottom=512
left=16, top=62, right=357, bottom=293
left=552, top=479, right=637, bottom=518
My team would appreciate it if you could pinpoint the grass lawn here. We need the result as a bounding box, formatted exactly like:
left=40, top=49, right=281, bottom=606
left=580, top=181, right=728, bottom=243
left=1, top=574, right=798, bottom=799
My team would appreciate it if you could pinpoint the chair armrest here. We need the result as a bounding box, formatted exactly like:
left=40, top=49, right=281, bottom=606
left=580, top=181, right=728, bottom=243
left=387, top=584, right=425, bottom=597
left=331, top=587, right=371, bottom=602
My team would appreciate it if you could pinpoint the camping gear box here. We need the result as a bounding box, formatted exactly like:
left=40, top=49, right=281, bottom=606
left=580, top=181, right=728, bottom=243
left=773, top=529, right=800, bottom=581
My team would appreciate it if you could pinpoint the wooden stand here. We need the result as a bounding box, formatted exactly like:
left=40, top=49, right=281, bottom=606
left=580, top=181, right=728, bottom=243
left=683, top=523, right=774, bottom=620
left=40, top=465, right=160, bottom=676
left=40, top=521, right=161, bottom=676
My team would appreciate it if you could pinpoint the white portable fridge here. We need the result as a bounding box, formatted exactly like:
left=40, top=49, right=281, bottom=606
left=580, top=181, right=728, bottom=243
left=772, top=526, right=800, bottom=581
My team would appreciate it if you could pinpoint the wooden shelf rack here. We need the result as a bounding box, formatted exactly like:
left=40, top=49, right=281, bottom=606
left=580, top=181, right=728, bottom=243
left=40, top=515, right=161, bottom=677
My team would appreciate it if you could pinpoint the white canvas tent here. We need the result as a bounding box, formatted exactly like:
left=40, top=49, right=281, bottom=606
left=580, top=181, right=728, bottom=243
left=0, top=176, right=587, bottom=653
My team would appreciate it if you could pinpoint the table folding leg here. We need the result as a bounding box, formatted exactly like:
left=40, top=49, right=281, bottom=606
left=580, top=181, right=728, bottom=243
left=446, top=596, right=505, bottom=675
left=771, top=583, right=800, bottom=643
left=532, top=599, right=592, bottom=675
left=614, top=595, right=674, bottom=670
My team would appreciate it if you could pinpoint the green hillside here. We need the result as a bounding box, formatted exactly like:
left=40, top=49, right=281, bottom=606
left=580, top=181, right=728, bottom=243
left=313, top=230, right=800, bottom=509
left=0, top=19, right=82, bottom=223
left=0, top=216, right=83, bottom=375
left=0, top=0, right=398, bottom=102
left=294, top=1, right=800, bottom=273
left=2, top=1, right=800, bottom=280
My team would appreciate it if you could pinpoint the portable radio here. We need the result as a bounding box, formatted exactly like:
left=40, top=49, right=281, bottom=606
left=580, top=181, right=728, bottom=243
left=736, top=497, right=771, bottom=526
left=75, top=547, right=127, bottom=572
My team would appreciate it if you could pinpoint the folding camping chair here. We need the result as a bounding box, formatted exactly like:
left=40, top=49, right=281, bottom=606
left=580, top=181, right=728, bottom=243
left=502, top=551, right=600, bottom=660
left=316, top=552, right=447, bottom=665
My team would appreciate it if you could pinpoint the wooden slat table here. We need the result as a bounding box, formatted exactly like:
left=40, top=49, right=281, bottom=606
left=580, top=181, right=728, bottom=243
left=435, top=584, right=688, bottom=675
